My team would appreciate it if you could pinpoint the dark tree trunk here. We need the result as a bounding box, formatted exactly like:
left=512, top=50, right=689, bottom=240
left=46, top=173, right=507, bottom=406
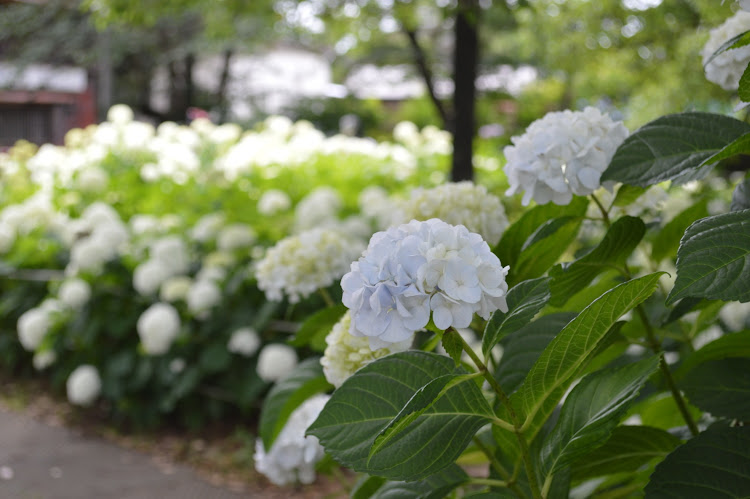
left=217, top=48, right=233, bottom=124
left=451, top=0, right=479, bottom=182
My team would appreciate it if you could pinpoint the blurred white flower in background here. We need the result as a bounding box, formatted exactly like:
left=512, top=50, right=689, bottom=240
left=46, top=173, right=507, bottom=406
left=258, top=189, right=292, bottom=215
left=293, top=187, right=342, bottom=232
left=133, top=259, right=173, bottom=296
left=256, top=344, right=298, bottom=382
left=739, top=0, right=750, bottom=11
left=107, top=104, right=134, bottom=125
left=227, top=327, right=261, bottom=357
left=66, top=365, right=102, bottom=406
left=32, top=350, right=57, bottom=371
left=186, top=279, right=222, bottom=317
left=217, top=223, right=256, bottom=251
left=136, top=302, right=181, bottom=355
left=358, top=186, right=393, bottom=230
left=75, top=166, right=109, bottom=193
left=254, top=394, right=329, bottom=486
left=255, top=227, right=365, bottom=303
left=0, top=223, right=15, bottom=253
left=342, top=219, right=510, bottom=349
left=150, top=236, right=190, bottom=275
left=394, top=181, right=508, bottom=246
left=702, top=11, right=750, bottom=90
left=321, top=312, right=411, bottom=388
left=504, top=107, right=628, bottom=205
left=190, top=213, right=226, bottom=243
left=58, top=278, right=91, bottom=309
left=17, top=307, right=52, bottom=351
left=160, top=276, right=193, bottom=302
left=720, top=301, right=750, bottom=331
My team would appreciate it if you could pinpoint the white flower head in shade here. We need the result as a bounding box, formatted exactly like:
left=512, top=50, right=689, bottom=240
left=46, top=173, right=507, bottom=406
left=503, top=107, right=628, bottom=206
left=17, top=307, right=51, bottom=351
left=66, top=365, right=102, bottom=406
left=186, top=279, right=222, bottom=317
left=190, top=213, right=225, bottom=243
left=254, top=394, right=329, bottom=486
left=58, top=278, right=91, bottom=309
left=294, top=187, right=342, bottom=231
left=33, top=350, right=57, bottom=371
left=150, top=235, right=190, bottom=275
left=160, top=276, right=193, bottom=302
left=358, top=186, right=393, bottom=230
left=258, top=189, right=292, bottom=215
left=227, top=327, right=261, bottom=357
left=740, top=0, right=750, bottom=11
left=217, top=223, right=256, bottom=251
left=394, top=182, right=509, bottom=246
left=321, top=312, right=411, bottom=388
left=136, top=302, right=181, bottom=355
left=342, top=219, right=510, bottom=349
left=719, top=300, right=750, bottom=331
left=256, top=344, right=298, bottom=382
left=702, top=11, right=750, bottom=90
left=0, top=223, right=15, bottom=253
left=255, top=228, right=365, bottom=304
left=132, top=260, right=173, bottom=296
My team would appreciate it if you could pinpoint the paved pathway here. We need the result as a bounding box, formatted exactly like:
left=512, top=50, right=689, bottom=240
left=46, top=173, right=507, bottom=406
left=0, top=407, right=245, bottom=499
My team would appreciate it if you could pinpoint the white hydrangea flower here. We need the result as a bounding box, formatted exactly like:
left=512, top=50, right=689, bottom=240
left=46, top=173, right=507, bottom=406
left=133, top=260, right=173, bottom=296
left=294, top=187, right=342, bottom=231
left=0, top=223, right=14, bottom=253
left=227, top=327, right=261, bottom=357
left=217, top=223, right=256, bottom=251
left=504, top=107, right=629, bottom=206
left=394, top=182, right=508, bottom=246
left=255, top=228, right=365, bottom=303
left=75, top=166, right=109, bottom=193
left=702, top=11, right=750, bottom=90
left=254, top=394, right=329, bottom=486
left=129, top=214, right=163, bottom=236
left=740, top=0, right=750, bottom=11
left=342, top=219, right=510, bottom=349
left=169, top=358, right=186, bottom=374
left=258, top=189, right=292, bottom=215
left=33, top=350, right=57, bottom=371
left=17, top=307, right=51, bottom=351
left=150, top=236, right=190, bottom=275
left=358, top=186, right=393, bottom=230
left=321, top=312, right=411, bottom=388
left=107, top=104, right=134, bottom=125
left=719, top=301, right=750, bottom=331
left=256, top=344, right=298, bottom=382
left=66, top=365, right=102, bottom=407
left=190, top=213, right=225, bottom=243
left=160, top=276, right=193, bottom=302
left=137, top=302, right=181, bottom=355
left=186, top=279, right=222, bottom=316
left=58, top=278, right=91, bottom=309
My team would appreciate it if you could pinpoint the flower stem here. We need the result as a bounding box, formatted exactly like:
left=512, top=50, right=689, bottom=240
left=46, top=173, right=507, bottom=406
left=636, top=306, right=700, bottom=436
left=472, top=436, right=529, bottom=499
left=470, top=478, right=509, bottom=488
left=319, top=288, right=335, bottom=307
left=455, top=329, right=543, bottom=499
left=590, top=193, right=610, bottom=226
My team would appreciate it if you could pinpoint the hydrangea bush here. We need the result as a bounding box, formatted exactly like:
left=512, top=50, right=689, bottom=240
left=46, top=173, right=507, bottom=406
left=256, top=11, right=750, bottom=495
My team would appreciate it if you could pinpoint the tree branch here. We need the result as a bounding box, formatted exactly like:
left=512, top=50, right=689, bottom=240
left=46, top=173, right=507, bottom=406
left=402, top=26, right=452, bottom=129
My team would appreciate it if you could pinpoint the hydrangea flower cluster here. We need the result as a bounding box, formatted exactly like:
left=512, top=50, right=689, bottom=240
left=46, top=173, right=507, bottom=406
left=255, top=228, right=365, bottom=303
left=503, top=107, right=629, bottom=206
left=321, top=312, right=411, bottom=388
left=227, top=327, right=261, bottom=357
left=136, top=302, right=181, bottom=355
left=342, top=219, right=510, bottom=349
left=58, top=278, right=92, bottom=309
left=394, top=182, right=508, bottom=246
left=257, top=189, right=292, bottom=215
left=702, top=11, right=750, bottom=90
left=256, top=344, right=299, bottom=382
left=66, top=365, right=102, bottom=406
left=254, top=394, right=329, bottom=486
left=740, top=0, right=750, bottom=11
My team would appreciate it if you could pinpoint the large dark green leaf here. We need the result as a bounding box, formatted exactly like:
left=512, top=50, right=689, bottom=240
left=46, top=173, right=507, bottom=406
left=494, top=197, right=588, bottom=269
left=494, top=274, right=663, bottom=457
left=675, top=331, right=750, bottom=380
left=650, top=200, right=709, bottom=264
left=601, top=113, right=750, bottom=187
left=482, top=277, right=551, bottom=357
left=645, top=425, right=750, bottom=498
left=539, top=356, right=659, bottom=477
left=288, top=304, right=347, bottom=352
left=259, top=357, right=332, bottom=449
left=307, top=351, right=492, bottom=481
left=570, top=425, right=681, bottom=481
left=731, top=178, right=750, bottom=212
left=511, top=217, right=583, bottom=285
left=549, top=216, right=645, bottom=307
left=666, top=210, right=750, bottom=304
left=682, top=358, right=750, bottom=420
left=369, top=465, right=469, bottom=499
left=495, top=313, right=577, bottom=395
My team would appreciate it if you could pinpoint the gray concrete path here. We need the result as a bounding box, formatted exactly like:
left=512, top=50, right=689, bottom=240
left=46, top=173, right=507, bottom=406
left=0, top=407, right=246, bottom=499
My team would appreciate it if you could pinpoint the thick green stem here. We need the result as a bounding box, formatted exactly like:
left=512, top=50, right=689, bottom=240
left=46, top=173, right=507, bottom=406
left=455, top=329, right=543, bottom=499
left=471, top=478, right=509, bottom=488
left=636, top=306, right=700, bottom=436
